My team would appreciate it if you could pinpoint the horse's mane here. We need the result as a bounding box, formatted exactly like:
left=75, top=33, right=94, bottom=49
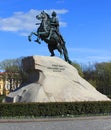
left=44, top=12, right=51, bottom=19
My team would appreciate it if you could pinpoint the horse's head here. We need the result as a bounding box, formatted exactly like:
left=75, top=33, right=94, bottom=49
left=36, top=11, right=50, bottom=21
left=35, top=11, right=51, bottom=39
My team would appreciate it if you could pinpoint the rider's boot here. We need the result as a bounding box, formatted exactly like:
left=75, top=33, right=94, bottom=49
left=47, top=34, right=51, bottom=40
left=47, top=29, right=52, bottom=40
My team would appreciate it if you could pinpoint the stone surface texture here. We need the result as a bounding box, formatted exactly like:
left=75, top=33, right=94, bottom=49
left=4, top=56, right=110, bottom=102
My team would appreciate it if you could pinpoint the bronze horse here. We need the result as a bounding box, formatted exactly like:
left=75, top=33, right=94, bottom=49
left=28, top=11, right=71, bottom=64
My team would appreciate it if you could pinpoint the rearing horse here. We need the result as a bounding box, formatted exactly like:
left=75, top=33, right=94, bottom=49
left=28, top=11, right=71, bottom=64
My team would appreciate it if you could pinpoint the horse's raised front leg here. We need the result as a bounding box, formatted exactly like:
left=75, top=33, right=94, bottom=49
left=28, top=32, right=38, bottom=42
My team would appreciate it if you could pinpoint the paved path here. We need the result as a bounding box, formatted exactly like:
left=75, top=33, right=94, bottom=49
left=0, top=116, right=111, bottom=130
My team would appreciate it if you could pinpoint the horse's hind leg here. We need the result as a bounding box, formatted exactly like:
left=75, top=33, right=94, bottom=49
left=57, top=43, right=63, bottom=58
left=48, top=45, right=55, bottom=56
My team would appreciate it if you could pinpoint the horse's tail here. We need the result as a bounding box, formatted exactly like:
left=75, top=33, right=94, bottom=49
left=62, top=44, right=72, bottom=64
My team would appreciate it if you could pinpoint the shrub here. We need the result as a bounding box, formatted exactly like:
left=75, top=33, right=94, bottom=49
left=0, top=101, right=111, bottom=118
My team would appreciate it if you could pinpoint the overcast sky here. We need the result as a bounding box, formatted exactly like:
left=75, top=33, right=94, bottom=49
left=0, top=0, right=111, bottom=64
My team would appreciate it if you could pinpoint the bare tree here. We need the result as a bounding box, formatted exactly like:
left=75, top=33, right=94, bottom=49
left=0, top=57, right=24, bottom=91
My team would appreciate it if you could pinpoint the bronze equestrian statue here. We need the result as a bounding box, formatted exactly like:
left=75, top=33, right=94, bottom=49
left=28, top=11, right=72, bottom=64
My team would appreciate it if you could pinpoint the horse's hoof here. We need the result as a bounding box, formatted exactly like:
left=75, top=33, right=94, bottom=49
left=28, top=36, right=31, bottom=41
left=29, top=39, right=31, bottom=42
left=50, top=54, right=55, bottom=57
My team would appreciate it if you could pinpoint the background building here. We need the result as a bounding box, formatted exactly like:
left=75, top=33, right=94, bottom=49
left=0, top=72, right=5, bottom=95
left=0, top=72, right=21, bottom=96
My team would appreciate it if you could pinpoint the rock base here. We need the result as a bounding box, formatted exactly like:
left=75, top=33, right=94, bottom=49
left=3, top=56, right=110, bottom=102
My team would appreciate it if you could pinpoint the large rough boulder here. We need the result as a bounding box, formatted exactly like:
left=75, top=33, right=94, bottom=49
left=3, top=56, right=110, bottom=102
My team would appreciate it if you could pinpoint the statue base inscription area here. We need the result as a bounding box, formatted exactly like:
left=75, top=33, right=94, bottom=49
left=47, top=64, right=65, bottom=72
left=3, top=56, right=110, bottom=103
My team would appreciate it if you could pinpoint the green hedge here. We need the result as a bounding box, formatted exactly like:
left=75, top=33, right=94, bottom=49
left=0, top=95, right=5, bottom=103
left=107, top=95, right=111, bottom=99
left=0, top=101, right=111, bottom=117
